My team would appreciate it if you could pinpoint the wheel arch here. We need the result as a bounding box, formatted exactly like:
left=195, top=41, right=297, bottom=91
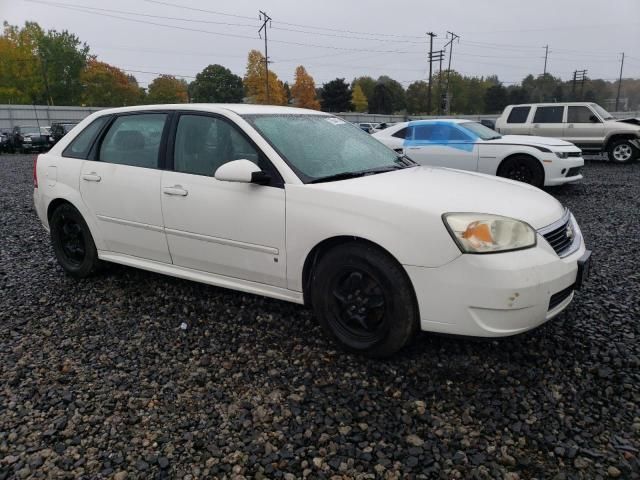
left=46, top=196, right=105, bottom=251
left=496, top=152, right=546, bottom=183
left=605, top=133, right=639, bottom=150
left=301, top=235, right=416, bottom=308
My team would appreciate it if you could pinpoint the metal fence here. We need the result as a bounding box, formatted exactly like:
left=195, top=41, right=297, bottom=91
left=0, top=105, right=104, bottom=129
left=1, top=104, right=637, bottom=129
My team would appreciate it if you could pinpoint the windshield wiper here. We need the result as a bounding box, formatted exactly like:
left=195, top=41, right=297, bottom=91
left=395, top=154, right=418, bottom=167
left=309, top=165, right=404, bottom=184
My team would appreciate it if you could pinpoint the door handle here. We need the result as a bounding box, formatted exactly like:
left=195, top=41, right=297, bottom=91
left=567, top=124, right=574, bottom=129
left=532, top=124, right=539, bottom=128
left=82, top=173, right=101, bottom=182
left=163, top=186, right=188, bottom=197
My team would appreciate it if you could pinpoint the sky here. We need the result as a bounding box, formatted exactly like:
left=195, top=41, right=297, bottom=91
left=2, top=0, right=639, bottom=90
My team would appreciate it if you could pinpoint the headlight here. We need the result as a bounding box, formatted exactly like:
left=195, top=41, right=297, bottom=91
left=443, top=213, right=536, bottom=254
left=555, top=152, right=569, bottom=159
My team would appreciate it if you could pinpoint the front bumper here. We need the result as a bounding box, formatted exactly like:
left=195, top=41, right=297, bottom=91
left=543, top=155, right=585, bottom=186
left=405, top=235, right=586, bottom=337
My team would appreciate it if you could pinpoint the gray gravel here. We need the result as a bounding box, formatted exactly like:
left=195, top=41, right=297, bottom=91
left=1, top=154, right=639, bottom=479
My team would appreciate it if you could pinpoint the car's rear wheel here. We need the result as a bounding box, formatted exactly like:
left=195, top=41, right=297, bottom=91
left=311, top=243, right=418, bottom=357
left=497, top=155, right=545, bottom=188
left=607, top=139, right=639, bottom=164
left=50, top=203, right=100, bottom=278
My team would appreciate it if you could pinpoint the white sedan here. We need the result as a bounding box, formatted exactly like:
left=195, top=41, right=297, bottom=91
left=34, top=105, right=591, bottom=357
left=373, top=119, right=585, bottom=187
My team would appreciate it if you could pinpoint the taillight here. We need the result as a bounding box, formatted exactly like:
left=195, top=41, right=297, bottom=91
left=33, top=155, right=38, bottom=188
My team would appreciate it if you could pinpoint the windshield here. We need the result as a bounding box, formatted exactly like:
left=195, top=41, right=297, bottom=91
left=459, top=121, right=501, bottom=140
left=243, top=114, right=404, bottom=182
left=591, top=103, right=614, bottom=120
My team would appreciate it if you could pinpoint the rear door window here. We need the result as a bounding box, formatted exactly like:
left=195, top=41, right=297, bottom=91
left=533, top=106, right=564, bottom=123
left=99, top=113, right=167, bottom=169
left=506, top=106, right=531, bottom=123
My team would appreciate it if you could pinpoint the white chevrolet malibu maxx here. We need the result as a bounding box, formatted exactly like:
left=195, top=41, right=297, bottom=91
left=34, top=105, right=591, bottom=357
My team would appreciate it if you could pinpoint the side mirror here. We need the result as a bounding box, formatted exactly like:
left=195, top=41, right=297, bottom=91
left=214, top=159, right=271, bottom=185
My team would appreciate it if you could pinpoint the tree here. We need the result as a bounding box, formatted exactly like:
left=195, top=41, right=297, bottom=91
left=81, top=59, right=142, bottom=106
left=0, top=22, right=43, bottom=103
left=351, top=84, right=368, bottom=112
left=189, top=64, right=243, bottom=103
left=37, top=28, right=89, bottom=105
left=283, top=81, right=292, bottom=104
left=351, top=76, right=376, bottom=102
left=291, top=65, right=320, bottom=110
left=243, top=49, right=287, bottom=105
left=377, top=76, right=406, bottom=112
left=406, top=81, right=429, bottom=114
left=147, top=75, right=188, bottom=104
left=320, top=78, right=352, bottom=112
left=368, top=83, right=393, bottom=114
left=484, top=84, right=508, bottom=113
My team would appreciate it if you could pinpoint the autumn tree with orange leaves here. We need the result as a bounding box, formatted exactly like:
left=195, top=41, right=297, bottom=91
left=81, top=59, right=142, bottom=107
left=243, top=49, right=287, bottom=105
left=291, top=65, right=320, bottom=110
left=146, top=75, right=188, bottom=104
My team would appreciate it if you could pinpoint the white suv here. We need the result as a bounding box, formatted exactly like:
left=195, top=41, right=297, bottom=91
left=495, top=102, right=640, bottom=163
left=34, top=104, right=591, bottom=357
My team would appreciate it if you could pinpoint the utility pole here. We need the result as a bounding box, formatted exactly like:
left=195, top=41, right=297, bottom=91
left=428, top=49, right=444, bottom=115
left=437, top=48, right=445, bottom=114
left=444, top=31, right=459, bottom=115
left=426, top=32, right=437, bottom=115
left=258, top=11, right=272, bottom=104
left=543, top=45, right=549, bottom=76
left=615, top=52, right=625, bottom=111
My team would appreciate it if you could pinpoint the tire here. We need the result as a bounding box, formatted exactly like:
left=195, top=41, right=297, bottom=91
left=607, top=138, right=639, bottom=164
left=497, top=155, right=545, bottom=188
left=50, top=203, right=100, bottom=278
left=310, top=243, right=418, bottom=358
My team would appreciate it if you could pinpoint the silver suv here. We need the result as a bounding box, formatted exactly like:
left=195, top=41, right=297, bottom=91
left=495, top=102, right=640, bottom=163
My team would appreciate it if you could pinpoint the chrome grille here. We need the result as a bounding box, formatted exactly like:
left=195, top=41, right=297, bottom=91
left=539, top=210, right=580, bottom=257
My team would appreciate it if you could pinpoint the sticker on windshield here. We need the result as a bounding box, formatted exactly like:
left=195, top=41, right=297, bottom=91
left=325, top=117, right=346, bottom=125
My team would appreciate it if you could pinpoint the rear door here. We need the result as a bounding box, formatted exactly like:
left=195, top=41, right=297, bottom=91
left=499, top=106, right=532, bottom=135
left=405, top=123, right=478, bottom=171
left=530, top=105, right=565, bottom=137
left=564, top=105, right=604, bottom=148
left=79, top=112, right=171, bottom=263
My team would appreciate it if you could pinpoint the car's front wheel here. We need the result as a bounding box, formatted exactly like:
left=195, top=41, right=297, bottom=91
left=50, top=203, right=101, bottom=278
left=311, top=243, right=418, bottom=357
left=497, top=155, right=545, bottom=188
left=607, top=138, right=639, bottom=164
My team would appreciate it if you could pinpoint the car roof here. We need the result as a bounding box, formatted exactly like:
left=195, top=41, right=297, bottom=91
left=94, top=103, right=332, bottom=116
left=408, top=119, right=471, bottom=126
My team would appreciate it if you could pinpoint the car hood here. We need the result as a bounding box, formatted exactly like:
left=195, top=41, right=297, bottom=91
left=308, top=166, right=565, bottom=230
left=490, top=135, right=575, bottom=148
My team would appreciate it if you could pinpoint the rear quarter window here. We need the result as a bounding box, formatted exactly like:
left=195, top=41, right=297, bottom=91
left=62, top=116, right=110, bottom=159
left=506, top=106, right=531, bottom=123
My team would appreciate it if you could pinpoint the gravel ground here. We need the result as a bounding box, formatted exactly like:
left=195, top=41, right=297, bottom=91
left=1, top=154, right=639, bottom=480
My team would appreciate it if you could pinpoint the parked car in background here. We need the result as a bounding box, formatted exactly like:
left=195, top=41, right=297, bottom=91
left=373, top=119, right=584, bottom=188
left=358, top=122, right=380, bottom=133
left=495, top=102, right=640, bottom=163
left=50, top=122, right=78, bottom=145
left=12, top=125, right=50, bottom=153
left=34, top=104, right=590, bottom=357
left=0, top=128, right=12, bottom=153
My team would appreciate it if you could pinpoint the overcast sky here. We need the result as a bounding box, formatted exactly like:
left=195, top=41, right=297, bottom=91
left=2, top=0, right=639, bottom=89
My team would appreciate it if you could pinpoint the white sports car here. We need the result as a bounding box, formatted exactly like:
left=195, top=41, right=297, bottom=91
left=373, top=119, right=584, bottom=187
left=34, top=105, right=591, bottom=357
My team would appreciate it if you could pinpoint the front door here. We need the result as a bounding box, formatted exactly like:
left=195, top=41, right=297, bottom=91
left=160, top=113, right=287, bottom=287
left=404, top=123, right=478, bottom=171
left=79, top=112, right=171, bottom=263
left=563, top=105, right=605, bottom=148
